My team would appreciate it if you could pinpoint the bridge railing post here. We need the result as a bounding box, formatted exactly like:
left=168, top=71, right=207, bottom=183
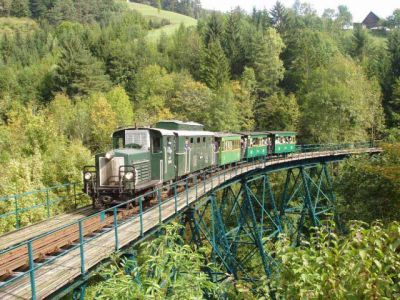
left=46, top=189, right=50, bottom=219
left=14, top=195, right=20, bottom=230
left=28, top=241, right=37, bottom=300
left=203, top=172, right=206, bottom=194
left=113, top=207, right=119, bottom=251
left=195, top=175, right=198, bottom=200
left=186, top=178, right=189, bottom=206
left=139, top=196, right=144, bottom=237
left=78, top=220, right=86, bottom=275
left=73, top=183, right=77, bottom=209
left=158, top=188, right=162, bottom=225
left=174, top=183, right=178, bottom=214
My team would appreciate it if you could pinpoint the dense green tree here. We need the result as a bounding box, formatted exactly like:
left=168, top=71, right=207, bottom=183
left=223, top=9, right=246, bottom=77
left=252, top=27, right=285, bottom=95
left=351, top=25, right=369, bottom=60
left=255, top=91, right=299, bottom=131
left=167, top=25, right=203, bottom=79
left=203, top=12, right=224, bottom=45
left=52, top=36, right=111, bottom=98
left=169, top=78, right=212, bottom=125
left=284, top=29, right=338, bottom=93
left=46, top=0, right=77, bottom=24
left=337, top=143, right=400, bottom=223
left=29, top=0, right=47, bottom=19
left=300, top=55, right=384, bottom=143
left=105, top=86, right=134, bottom=127
left=133, top=64, right=174, bottom=124
left=10, top=0, right=30, bottom=17
left=389, top=78, right=400, bottom=126
left=207, top=84, right=240, bottom=131
left=199, top=40, right=230, bottom=90
left=89, top=94, right=117, bottom=152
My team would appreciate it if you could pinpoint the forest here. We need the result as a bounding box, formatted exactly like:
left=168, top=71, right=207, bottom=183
left=0, top=0, right=398, bottom=298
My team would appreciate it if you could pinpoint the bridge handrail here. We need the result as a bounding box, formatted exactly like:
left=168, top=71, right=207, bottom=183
left=0, top=142, right=380, bottom=298
left=0, top=182, right=87, bottom=233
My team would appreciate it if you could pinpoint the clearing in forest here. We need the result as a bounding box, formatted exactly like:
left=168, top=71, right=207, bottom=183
left=127, top=2, right=197, bottom=40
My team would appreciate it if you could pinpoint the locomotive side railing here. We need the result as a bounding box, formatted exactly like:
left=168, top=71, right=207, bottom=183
left=0, top=183, right=88, bottom=234
left=0, top=142, right=381, bottom=299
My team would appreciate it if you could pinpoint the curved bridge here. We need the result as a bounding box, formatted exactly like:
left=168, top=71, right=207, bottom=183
left=0, top=145, right=382, bottom=299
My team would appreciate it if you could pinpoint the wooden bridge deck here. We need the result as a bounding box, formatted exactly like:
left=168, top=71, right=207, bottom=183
left=0, top=148, right=381, bottom=299
left=0, top=207, right=97, bottom=251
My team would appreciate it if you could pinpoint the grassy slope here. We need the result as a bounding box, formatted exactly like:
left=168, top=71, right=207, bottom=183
left=127, top=2, right=197, bottom=40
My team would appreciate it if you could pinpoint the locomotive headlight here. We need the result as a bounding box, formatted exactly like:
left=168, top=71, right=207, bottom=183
left=105, top=152, right=113, bottom=160
left=84, top=172, right=92, bottom=180
left=125, top=172, right=134, bottom=180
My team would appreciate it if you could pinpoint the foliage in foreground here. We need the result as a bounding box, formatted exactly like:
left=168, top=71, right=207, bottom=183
left=265, top=221, right=400, bottom=300
left=91, top=223, right=222, bottom=300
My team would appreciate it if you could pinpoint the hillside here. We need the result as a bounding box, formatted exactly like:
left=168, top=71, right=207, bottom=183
left=127, top=2, right=197, bottom=40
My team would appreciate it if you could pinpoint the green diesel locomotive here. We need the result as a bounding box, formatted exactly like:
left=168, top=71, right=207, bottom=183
left=83, top=120, right=297, bottom=207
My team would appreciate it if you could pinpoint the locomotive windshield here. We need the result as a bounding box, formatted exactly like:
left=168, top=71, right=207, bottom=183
left=113, top=129, right=150, bottom=151
left=125, top=130, right=150, bottom=150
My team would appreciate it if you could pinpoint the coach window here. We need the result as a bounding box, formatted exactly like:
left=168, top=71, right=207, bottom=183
left=197, top=137, right=201, bottom=143
left=152, top=136, right=161, bottom=153
left=203, top=137, right=206, bottom=142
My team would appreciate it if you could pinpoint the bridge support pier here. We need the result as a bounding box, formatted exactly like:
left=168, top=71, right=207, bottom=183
left=185, top=162, right=341, bottom=281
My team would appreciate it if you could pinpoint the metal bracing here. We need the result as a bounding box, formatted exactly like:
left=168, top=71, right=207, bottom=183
left=185, top=162, right=340, bottom=280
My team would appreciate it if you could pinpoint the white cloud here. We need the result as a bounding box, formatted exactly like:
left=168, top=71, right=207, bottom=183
left=201, top=0, right=399, bottom=22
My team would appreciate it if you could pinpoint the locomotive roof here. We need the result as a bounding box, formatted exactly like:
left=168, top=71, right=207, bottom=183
left=113, top=127, right=214, bottom=137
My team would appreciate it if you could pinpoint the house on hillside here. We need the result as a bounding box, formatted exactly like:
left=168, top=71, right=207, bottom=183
left=362, top=12, right=380, bottom=29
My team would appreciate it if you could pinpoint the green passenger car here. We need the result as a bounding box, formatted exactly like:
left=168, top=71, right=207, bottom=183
left=215, top=133, right=241, bottom=166
left=154, top=121, right=215, bottom=177
left=238, top=132, right=269, bottom=159
left=267, top=131, right=297, bottom=154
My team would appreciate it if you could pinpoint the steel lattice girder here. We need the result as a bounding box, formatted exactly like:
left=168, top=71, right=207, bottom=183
left=185, top=163, right=340, bottom=280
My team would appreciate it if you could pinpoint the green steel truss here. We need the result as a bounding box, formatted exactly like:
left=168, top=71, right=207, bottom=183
left=185, top=163, right=340, bottom=281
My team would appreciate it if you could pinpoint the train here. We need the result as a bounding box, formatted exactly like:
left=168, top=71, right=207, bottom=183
left=83, top=120, right=297, bottom=207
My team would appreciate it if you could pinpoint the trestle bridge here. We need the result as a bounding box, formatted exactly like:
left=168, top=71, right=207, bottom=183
left=0, top=143, right=382, bottom=299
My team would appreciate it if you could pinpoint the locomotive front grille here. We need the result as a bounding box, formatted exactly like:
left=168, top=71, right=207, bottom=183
left=134, top=161, right=151, bottom=182
left=99, top=157, right=124, bottom=186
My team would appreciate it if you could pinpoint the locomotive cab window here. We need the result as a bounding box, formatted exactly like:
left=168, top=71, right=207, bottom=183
left=152, top=136, right=161, bottom=153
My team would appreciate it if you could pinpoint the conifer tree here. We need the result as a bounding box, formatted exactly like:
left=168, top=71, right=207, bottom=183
left=224, top=10, right=246, bottom=77
left=204, top=13, right=224, bottom=46
left=29, top=0, right=47, bottom=19
left=252, top=28, right=285, bottom=95
left=200, top=40, right=230, bottom=90
left=53, top=37, right=111, bottom=98
left=10, top=0, right=30, bottom=18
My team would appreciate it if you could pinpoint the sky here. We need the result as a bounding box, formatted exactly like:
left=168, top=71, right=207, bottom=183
left=200, top=0, right=399, bottom=23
